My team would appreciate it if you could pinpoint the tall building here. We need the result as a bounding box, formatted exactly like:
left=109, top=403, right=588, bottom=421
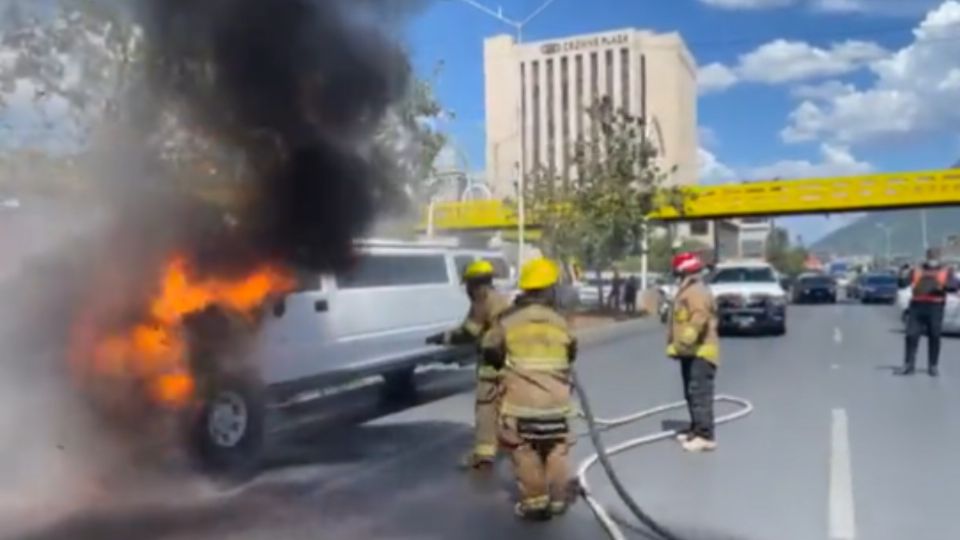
left=483, top=28, right=699, bottom=197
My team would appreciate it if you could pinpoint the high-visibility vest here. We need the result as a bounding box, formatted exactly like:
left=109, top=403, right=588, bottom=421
left=911, top=267, right=949, bottom=303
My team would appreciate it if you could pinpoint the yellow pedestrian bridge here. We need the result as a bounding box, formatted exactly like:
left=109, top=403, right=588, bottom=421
left=418, top=168, right=960, bottom=232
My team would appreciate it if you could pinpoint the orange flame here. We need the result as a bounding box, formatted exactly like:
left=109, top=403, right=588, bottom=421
left=72, top=256, right=294, bottom=410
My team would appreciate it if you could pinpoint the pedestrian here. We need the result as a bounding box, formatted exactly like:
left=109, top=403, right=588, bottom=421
left=426, top=260, right=510, bottom=468
left=666, top=252, right=720, bottom=452
left=895, top=247, right=958, bottom=377
left=482, top=258, right=578, bottom=520
left=624, top=275, right=639, bottom=314
left=608, top=269, right=622, bottom=311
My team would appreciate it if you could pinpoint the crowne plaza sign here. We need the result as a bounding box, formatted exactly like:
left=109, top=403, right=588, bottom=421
left=540, top=33, right=629, bottom=55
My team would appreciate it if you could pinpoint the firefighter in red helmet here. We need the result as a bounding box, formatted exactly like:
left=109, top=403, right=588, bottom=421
left=666, top=252, right=720, bottom=452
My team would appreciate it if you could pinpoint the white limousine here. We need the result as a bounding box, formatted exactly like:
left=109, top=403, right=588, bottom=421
left=188, top=239, right=515, bottom=475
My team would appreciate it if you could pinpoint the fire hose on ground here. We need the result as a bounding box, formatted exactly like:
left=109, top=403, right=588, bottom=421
left=571, top=369, right=755, bottom=540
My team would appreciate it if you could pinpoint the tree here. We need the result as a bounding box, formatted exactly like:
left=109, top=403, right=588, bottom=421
left=766, top=226, right=808, bottom=276
left=375, top=61, right=453, bottom=207
left=526, top=97, right=684, bottom=300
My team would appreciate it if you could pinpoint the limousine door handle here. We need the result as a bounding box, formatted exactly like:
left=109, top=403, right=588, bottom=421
left=314, top=299, right=329, bottom=313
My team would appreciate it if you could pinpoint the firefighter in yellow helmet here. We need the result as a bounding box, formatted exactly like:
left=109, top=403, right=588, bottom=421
left=426, top=259, right=510, bottom=469
left=481, top=258, right=578, bottom=520
left=666, top=252, right=720, bottom=452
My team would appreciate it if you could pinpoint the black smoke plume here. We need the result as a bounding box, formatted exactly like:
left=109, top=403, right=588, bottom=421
left=134, top=0, right=411, bottom=274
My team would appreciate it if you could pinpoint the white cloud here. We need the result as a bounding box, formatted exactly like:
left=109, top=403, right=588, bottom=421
left=739, top=40, right=888, bottom=83
left=700, top=39, right=887, bottom=94
left=698, top=63, right=739, bottom=94
left=699, top=0, right=942, bottom=15
left=745, top=143, right=873, bottom=179
left=699, top=148, right=737, bottom=184
left=782, top=0, right=960, bottom=145
left=813, top=0, right=944, bottom=15
left=699, top=0, right=794, bottom=8
left=698, top=125, right=720, bottom=149
left=790, top=80, right=856, bottom=100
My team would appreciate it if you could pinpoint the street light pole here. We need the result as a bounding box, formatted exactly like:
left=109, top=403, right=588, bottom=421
left=453, top=0, right=559, bottom=266
left=921, top=209, right=929, bottom=250
left=875, top=223, right=892, bottom=263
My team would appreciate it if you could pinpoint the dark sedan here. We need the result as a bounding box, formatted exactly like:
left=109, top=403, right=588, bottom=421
left=792, top=274, right=837, bottom=304
left=852, top=273, right=899, bottom=304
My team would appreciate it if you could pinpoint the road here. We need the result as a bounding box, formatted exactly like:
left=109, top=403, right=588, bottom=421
left=10, top=302, right=960, bottom=540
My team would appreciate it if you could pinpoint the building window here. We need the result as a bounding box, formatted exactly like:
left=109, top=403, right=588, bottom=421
left=605, top=49, right=613, bottom=100
left=546, top=58, right=555, bottom=174
left=574, top=54, right=583, bottom=143
left=620, top=48, right=630, bottom=113
left=690, top=221, right=710, bottom=236
left=532, top=60, right=540, bottom=170
left=589, top=52, right=598, bottom=141
left=520, top=62, right=526, bottom=171
left=560, top=56, right=570, bottom=181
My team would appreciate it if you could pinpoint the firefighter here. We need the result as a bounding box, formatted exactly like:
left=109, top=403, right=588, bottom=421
left=481, top=258, right=577, bottom=520
left=666, top=252, right=720, bottom=452
left=896, top=247, right=958, bottom=377
left=426, top=260, right=510, bottom=469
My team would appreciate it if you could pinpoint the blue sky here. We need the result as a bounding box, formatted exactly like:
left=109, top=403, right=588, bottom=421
left=402, top=0, right=960, bottom=242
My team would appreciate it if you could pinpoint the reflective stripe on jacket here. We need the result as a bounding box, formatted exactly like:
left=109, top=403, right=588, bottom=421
left=482, top=302, right=575, bottom=419
left=445, top=288, right=510, bottom=379
left=666, top=276, right=720, bottom=364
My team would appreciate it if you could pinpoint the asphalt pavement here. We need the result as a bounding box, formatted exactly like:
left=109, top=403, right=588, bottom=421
left=10, top=301, right=960, bottom=540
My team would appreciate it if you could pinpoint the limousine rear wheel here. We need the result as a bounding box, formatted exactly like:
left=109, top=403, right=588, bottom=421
left=190, top=374, right=265, bottom=480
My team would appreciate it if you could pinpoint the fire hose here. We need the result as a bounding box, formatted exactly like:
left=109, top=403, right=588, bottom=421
left=571, top=369, right=754, bottom=540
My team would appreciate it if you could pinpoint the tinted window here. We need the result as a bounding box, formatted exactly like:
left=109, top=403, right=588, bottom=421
left=865, top=275, right=897, bottom=286
left=293, top=269, right=322, bottom=292
left=454, top=255, right=474, bottom=278
left=711, top=267, right=777, bottom=283
left=800, top=276, right=834, bottom=287
left=336, top=254, right=450, bottom=289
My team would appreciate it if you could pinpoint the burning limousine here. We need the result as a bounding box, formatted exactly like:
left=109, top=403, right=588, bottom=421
left=68, top=238, right=515, bottom=476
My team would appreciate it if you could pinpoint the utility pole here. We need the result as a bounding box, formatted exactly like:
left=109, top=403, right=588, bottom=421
left=921, top=209, right=929, bottom=250
left=875, top=223, right=892, bottom=263
left=453, top=0, right=559, bottom=266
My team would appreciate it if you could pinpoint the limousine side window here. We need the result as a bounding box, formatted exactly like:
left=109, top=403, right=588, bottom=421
left=336, top=254, right=450, bottom=289
left=454, top=255, right=475, bottom=278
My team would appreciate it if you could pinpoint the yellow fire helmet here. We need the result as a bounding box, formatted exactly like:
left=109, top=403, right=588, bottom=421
left=463, top=260, right=495, bottom=281
left=519, top=258, right=560, bottom=291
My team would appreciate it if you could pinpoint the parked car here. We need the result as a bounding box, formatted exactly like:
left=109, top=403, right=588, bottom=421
left=189, top=239, right=499, bottom=474
left=896, top=287, right=960, bottom=332
left=709, top=260, right=788, bottom=335
left=792, top=273, right=837, bottom=304
left=850, top=273, right=899, bottom=303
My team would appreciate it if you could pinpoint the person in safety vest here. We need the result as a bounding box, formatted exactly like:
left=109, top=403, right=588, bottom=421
left=895, top=247, right=958, bottom=377
left=426, top=260, right=510, bottom=469
left=666, top=252, right=720, bottom=453
left=481, top=258, right=578, bottom=520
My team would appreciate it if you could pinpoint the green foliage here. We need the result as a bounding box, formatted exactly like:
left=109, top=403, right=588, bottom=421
left=766, top=226, right=808, bottom=276
left=525, top=97, right=684, bottom=272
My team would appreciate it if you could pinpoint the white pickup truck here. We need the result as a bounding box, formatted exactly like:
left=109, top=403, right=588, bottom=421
left=188, top=239, right=515, bottom=475
left=708, top=260, right=788, bottom=335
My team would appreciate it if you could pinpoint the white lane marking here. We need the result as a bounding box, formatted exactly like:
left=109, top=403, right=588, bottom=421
left=834, top=327, right=843, bottom=344
left=830, top=408, right=857, bottom=540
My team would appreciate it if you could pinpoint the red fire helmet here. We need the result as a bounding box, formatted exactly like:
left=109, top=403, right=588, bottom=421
left=671, top=252, right=704, bottom=274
